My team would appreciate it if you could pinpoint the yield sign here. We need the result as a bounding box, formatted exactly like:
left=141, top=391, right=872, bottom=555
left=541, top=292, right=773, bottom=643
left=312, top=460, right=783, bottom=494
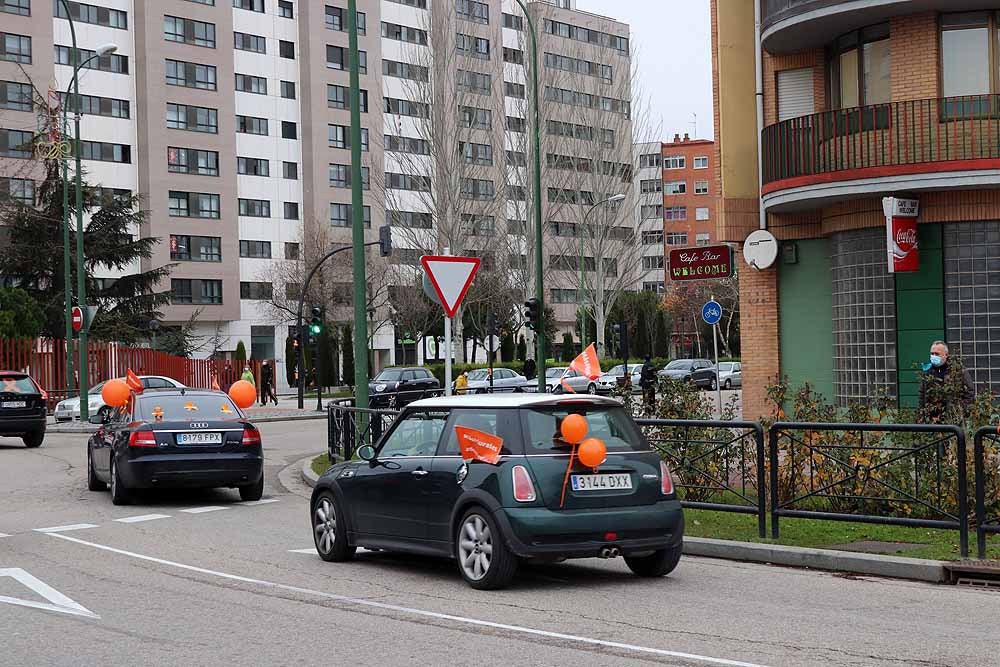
left=0, top=568, right=99, bottom=619
left=420, top=255, right=481, bottom=318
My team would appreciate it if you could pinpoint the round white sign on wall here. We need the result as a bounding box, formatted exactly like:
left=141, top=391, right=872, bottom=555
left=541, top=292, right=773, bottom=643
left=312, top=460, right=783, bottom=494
left=743, top=229, right=779, bottom=270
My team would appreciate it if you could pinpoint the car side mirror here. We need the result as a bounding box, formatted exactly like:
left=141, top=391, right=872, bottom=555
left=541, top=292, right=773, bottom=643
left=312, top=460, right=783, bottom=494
left=357, top=445, right=376, bottom=461
left=88, top=414, right=107, bottom=425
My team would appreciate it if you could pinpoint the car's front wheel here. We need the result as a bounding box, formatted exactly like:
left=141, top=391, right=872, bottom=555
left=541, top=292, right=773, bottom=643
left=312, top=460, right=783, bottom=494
left=709, top=377, right=718, bottom=391
left=239, top=474, right=264, bottom=501
left=312, top=491, right=355, bottom=562
left=587, top=383, right=597, bottom=395
left=110, top=457, right=131, bottom=506
left=87, top=445, right=105, bottom=491
left=625, top=543, right=682, bottom=578
left=456, top=508, right=517, bottom=590
left=22, top=430, right=43, bottom=448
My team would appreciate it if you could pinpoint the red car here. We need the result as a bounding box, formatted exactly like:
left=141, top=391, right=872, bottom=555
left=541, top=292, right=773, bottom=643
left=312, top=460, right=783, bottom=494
left=0, top=371, right=48, bottom=448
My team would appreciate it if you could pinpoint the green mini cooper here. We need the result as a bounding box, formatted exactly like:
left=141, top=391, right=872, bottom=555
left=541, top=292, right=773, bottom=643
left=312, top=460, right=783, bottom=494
left=310, top=394, right=684, bottom=589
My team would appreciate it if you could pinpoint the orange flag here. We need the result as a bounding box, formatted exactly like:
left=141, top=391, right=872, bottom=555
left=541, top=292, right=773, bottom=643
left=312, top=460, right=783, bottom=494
left=125, top=368, right=143, bottom=394
left=560, top=369, right=576, bottom=393
left=569, top=343, right=601, bottom=380
left=211, top=375, right=221, bottom=391
left=455, top=426, right=503, bottom=465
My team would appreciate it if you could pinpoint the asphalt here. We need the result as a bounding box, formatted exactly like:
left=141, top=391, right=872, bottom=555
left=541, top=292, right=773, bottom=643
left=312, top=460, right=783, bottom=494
left=1, top=422, right=997, bottom=666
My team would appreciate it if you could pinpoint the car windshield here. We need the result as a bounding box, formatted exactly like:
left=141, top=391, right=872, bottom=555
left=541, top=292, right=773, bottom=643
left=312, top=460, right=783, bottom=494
left=547, top=368, right=568, bottom=378
left=467, top=370, right=489, bottom=380
left=666, top=360, right=693, bottom=370
left=523, top=407, right=649, bottom=453
left=605, top=365, right=623, bottom=375
left=0, top=375, right=38, bottom=394
left=718, top=362, right=734, bottom=371
left=374, top=369, right=404, bottom=382
left=137, top=394, right=241, bottom=421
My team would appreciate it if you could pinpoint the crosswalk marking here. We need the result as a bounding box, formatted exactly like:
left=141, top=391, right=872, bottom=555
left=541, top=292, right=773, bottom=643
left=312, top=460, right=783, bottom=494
left=113, top=514, right=171, bottom=524
left=33, top=523, right=99, bottom=533
left=180, top=506, right=229, bottom=514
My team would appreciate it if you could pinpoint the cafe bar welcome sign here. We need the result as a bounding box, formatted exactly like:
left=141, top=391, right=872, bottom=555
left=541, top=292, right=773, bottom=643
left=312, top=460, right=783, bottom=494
left=668, top=245, right=735, bottom=281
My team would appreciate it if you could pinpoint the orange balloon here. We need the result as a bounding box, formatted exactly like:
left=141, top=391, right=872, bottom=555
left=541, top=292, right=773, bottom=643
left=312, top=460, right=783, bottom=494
left=578, top=438, right=607, bottom=468
left=101, top=378, right=130, bottom=408
left=228, top=380, right=257, bottom=409
left=560, top=414, right=588, bottom=444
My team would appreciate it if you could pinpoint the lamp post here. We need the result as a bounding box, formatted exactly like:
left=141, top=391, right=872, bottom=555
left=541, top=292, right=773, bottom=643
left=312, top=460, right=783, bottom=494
left=579, top=194, right=626, bottom=350
left=511, top=0, right=545, bottom=393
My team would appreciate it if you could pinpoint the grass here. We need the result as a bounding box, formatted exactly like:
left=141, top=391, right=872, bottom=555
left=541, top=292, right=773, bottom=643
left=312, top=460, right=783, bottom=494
left=685, top=508, right=1000, bottom=561
left=311, top=453, right=331, bottom=477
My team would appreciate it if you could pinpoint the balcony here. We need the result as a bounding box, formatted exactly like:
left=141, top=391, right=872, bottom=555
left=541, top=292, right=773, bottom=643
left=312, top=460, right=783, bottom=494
left=761, top=95, right=1000, bottom=211
left=761, top=1, right=996, bottom=53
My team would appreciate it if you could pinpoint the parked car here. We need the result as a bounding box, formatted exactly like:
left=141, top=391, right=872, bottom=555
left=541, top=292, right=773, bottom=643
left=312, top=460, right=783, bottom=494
left=86, top=389, right=264, bottom=505
left=717, top=362, right=742, bottom=389
left=461, top=368, right=529, bottom=394
left=55, top=375, right=185, bottom=422
left=658, top=359, right=718, bottom=389
left=369, top=367, right=440, bottom=407
left=0, top=371, right=47, bottom=448
left=543, top=367, right=599, bottom=394
left=310, top=394, right=684, bottom=589
left=596, top=364, right=643, bottom=394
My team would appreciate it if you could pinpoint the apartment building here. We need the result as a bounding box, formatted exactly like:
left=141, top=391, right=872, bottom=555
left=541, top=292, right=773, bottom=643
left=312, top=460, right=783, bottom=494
left=0, top=0, right=638, bottom=376
left=660, top=133, right=715, bottom=250
left=635, top=140, right=664, bottom=294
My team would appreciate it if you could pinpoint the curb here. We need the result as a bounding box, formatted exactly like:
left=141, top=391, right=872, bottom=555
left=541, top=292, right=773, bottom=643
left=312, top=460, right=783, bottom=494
left=683, top=536, right=949, bottom=583
left=301, top=456, right=320, bottom=488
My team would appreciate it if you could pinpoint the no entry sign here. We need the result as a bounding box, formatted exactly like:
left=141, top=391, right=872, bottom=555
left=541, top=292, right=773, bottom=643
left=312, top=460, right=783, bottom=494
left=71, top=306, right=83, bottom=333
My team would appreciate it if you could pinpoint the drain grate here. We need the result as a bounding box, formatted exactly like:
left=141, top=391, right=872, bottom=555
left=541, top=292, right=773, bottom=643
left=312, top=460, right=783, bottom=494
left=946, top=560, right=1000, bottom=588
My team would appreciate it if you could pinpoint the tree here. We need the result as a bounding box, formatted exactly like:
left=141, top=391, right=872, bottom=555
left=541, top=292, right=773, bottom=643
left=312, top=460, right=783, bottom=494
left=318, top=329, right=337, bottom=388
left=0, top=287, right=44, bottom=339
left=500, top=332, right=514, bottom=362
left=541, top=305, right=558, bottom=360
left=635, top=308, right=650, bottom=358
left=234, top=341, right=247, bottom=364
left=516, top=335, right=527, bottom=361
left=653, top=310, right=670, bottom=358
left=389, top=275, right=442, bottom=364
left=342, top=323, right=355, bottom=386
left=561, top=332, right=575, bottom=361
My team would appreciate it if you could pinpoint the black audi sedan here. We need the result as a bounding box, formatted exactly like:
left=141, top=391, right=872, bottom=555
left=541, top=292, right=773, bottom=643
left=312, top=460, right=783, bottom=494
left=86, top=390, right=264, bottom=505
left=0, top=371, right=47, bottom=448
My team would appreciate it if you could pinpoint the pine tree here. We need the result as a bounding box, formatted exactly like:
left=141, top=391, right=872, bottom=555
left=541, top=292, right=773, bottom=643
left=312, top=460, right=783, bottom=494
left=561, top=332, right=575, bottom=361
left=654, top=312, right=670, bottom=358
left=235, top=340, right=247, bottom=364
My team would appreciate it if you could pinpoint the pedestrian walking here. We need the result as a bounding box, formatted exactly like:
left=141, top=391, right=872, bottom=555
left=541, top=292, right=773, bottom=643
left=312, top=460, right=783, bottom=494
left=259, top=360, right=278, bottom=406
left=523, top=358, right=536, bottom=380
left=455, top=371, right=469, bottom=395
left=640, top=355, right=657, bottom=410
left=918, top=340, right=975, bottom=423
left=240, top=365, right=255, bottom=386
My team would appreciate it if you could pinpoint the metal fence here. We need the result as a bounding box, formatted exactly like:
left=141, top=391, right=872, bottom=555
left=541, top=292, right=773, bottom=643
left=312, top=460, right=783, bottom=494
left=973, top=427, right=1000, bottom=559
left=769, top=422, right=969, bottom=557
left=638, top=418, right=766, bottom=538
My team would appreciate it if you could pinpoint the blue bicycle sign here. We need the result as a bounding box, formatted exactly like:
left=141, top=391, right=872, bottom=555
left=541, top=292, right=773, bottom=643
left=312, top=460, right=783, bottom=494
left=702, top=300, right=723, bottom=326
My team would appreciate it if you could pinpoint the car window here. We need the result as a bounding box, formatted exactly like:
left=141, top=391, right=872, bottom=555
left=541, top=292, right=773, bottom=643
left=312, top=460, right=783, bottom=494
left=666, top=360, right=692, bottom=370
left=416, top=369, right=429, bottom=379
left=136, top=394, right=241, bottom=421
left=439, top=409, right=519, bottom=456
left=374, top=369, right=404, bottom=382
left=735, top=364, right=741, bottom=371
left=0, top=375, right=38, bottom=394
left=401, top=371, right=415, bottom=382
left=522, top=407, right=649, bottom=453
left=143, top=378, right=172, bottom=389
left=379, top=410, right=448, bottom=457
left=468, top=369, right=488, bottom=381
left=547, top=368, right=566, bottom=378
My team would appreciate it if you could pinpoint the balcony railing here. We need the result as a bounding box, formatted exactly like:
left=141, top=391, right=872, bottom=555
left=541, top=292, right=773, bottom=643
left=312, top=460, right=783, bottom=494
left=761, top=0, right=842, bottom=31
left=762, top=95, right=1000, bottom=187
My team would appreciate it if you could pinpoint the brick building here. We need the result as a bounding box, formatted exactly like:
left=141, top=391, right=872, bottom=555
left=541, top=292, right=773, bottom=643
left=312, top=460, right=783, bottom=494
left=660, top=134, right=716, bottom=250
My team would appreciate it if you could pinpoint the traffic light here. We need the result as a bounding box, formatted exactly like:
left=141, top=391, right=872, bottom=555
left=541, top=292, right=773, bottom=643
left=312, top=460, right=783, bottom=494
left=523, top=298, right=541, bottom=331
left=378, top=224, right=392, bottom=257
left=291, top=331, right=300, bottom=349
left=310, top=306, right=323, bottom=336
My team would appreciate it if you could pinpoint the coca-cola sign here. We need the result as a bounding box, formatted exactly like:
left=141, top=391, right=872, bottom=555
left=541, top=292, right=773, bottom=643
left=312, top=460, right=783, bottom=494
left=668, top=245, right=734, bottom=281
left=882, top=197, right=919, bottom=273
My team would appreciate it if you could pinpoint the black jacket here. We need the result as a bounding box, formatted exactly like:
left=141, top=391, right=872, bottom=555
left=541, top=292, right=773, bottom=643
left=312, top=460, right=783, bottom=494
left=918, top=363, right=975, bottom=412
left=640, top=361, right=656, bottom=388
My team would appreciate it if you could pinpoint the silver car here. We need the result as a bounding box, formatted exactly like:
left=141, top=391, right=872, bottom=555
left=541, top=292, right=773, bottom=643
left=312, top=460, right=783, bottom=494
left=463, top=368, right=529, bottom=393
left=596, top=363, right=643, bottom=394
left=717, top=362, right=742, bottom=389
left=544, top=367, right=600, bottom=394
left=54, top=375, right=186, bottom=421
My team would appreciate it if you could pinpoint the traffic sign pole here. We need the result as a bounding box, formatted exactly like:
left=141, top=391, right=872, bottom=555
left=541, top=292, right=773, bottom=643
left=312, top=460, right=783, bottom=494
left=702, top=298, right=724, bottom=418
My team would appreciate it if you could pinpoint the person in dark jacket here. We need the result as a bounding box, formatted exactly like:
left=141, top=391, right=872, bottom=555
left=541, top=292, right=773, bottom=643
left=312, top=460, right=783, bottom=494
left=640, top=355, right=657, bottom=409
left=259, top=360, right=278, bottom=406
left=523, top=358, right=536, bottom=381
left=918, top=340, right=975, bottom=422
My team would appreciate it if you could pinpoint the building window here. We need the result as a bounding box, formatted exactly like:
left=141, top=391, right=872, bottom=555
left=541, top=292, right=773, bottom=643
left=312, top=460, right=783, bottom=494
left=639, top=153, right=661, bottom=169
left=329, top=124, right=369, bottom=151
left=461, top=214, right=495, bottom=236
left=328, top=85, right=368, bottom=112
left=171, top=235, right=222, bottom=261
left=1, top=33, right=31, bottom=63
left=283, top=202, right=299, bottom=220
left=642, top=230, right=663, bottom=245
left=458, top=141, right=493, bottom=165
left=278, top=0, right=292, bottom=18
left=643, top=281, right=664, bottom=293
left=457, top=0, right=488, bottom=24
left=387, top=210, right=432, bottom=229
left=233, top=0, right=264, bottom=11
left=281, top=121, right=297, bottom=139
left=827, top=22, right=890, bottom=108
left=504, top=81, right=525, bottom=99
left=166, top=59, right=217, bottom=90
left=503, top=48, right=523, bottom=65
left=665, top=206, right=686, bottom=220
left=329, top=203, right=371, bottom=228
left=58, top=92, right=129, bottom=118
left=506, top=116, right=526, bottom=133
left=284, top=242, right=300, bottom=260
left=234, top=31, right=266, bottom=53
left=238, top=198, right=271, bottom=217
left=456, top=33, right=489, bottom=59
left=459, top=106, right=491, bottom=129
left=1, top=0, right=30, bottom=16
left=164, top=16, right=216, bottom=48
left=326, top=6, right=367, bottom=33
left=240, top=282, right=273, bottom=300
left=168, top=147, right=219, bottom=176
left=237, top=156, right=269, bottom=176
left=663, top=155, right=685, bottom=169
left=382, top=21, right=427, bottom=45
left=460, top=178, right=495, bottom=200
left=55, top=44, right=128, bottom=73
left=0, top=80, right=32, bottom=111
left=664, top=181, right=686, bottom=195
left=282, top=161, right=298, bottom=179
left=384, top=97, right=429, bottom=118
left=549, top=288, right=578, bottom=304
left=385, top=172, right=430, bottom=192
left=279, top=40, right=294, bottom=59
left=383, top=59, right=429, bottom=82
left=544, top=51, right=611, bottom=82
left=502, top=12, right=522, bottom=30
left=385, top=135, right=430, bottom=156
left=79, top=141, right=130, bottom=163
left=168, top=103, right=218, bottom=133
left=543, top=18, right=629, bottom=54
left=695, top=207, right=710, bottom=221
left=330, top=164, right=370, bottom=189
left=169, top=191, right=220, bottom=218
left=696, top=234, right=711, bottom=246
left=505, top=149, right=526, bottom=166
left=0, top=177, right=34, bottom=205
left=665, top=232, right=688, bottom=246
left=280, top=80, right=295, bottom=99
left=694, top=156, right=709, bottom=169
left=239, top=240, right=271, bottom=258
left=235, top=73, right=267, bottom=95
left=457, top=69, right=491, bottom=95
left=236, top=115, right=268, bottom=135
left=56, top=1, right=128, bottom=29
left=642, top=255, right=664, bottom=270
left=640, top=179, right=661, bottom=194
left=694, top=180, right=709, bottom=195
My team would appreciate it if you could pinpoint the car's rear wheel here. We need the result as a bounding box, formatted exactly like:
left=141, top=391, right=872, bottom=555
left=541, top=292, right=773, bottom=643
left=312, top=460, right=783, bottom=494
left=587, top=383, right=597, bottom=394
left=625, top=543, right=682, bottom=578
left=239, top=474, right=264, bottom=501
left=110, top=457, right=131, bottom=506
left=22, top=430, right=43, bottom=448
left=312, top=492, right=355, bottom=562
left=456, top=508, right=517, bottom=590
left=724, top=379, right=731, bottom=389
left=97, top=405, right=113, bottom=422
left=87, top=446, right=105, bottom=491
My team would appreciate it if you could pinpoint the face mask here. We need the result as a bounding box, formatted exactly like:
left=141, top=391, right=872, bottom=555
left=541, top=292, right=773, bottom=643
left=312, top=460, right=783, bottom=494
left=930, top=354, right=944, bottom=367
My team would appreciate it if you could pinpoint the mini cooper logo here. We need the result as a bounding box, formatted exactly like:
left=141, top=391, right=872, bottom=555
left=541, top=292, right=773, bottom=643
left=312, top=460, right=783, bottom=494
left=190, top=422, right=209, bottom=429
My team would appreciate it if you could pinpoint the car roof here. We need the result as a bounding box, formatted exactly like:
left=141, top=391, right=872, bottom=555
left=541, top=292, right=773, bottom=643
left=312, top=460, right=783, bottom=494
left=407, top=394, right=620, bottom=409
left=0, top=370, right=30, bottom=377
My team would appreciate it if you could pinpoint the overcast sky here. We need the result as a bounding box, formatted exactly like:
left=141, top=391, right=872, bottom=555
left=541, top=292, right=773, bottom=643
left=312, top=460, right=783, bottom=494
left=575, top=0, right=715, bottom=141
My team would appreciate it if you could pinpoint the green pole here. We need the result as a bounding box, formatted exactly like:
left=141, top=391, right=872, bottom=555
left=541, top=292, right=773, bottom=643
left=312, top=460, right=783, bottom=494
left=348, top=0, right=369, bottom=412
left=73, top=62, right=89, bottom=421
left=61, top=103, right=74, bottom=395
left=513, top=0, right=546, bottom=393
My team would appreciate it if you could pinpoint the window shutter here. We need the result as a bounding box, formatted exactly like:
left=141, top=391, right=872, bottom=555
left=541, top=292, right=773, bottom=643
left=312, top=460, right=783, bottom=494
left=777, top=68, right=815, bottom=122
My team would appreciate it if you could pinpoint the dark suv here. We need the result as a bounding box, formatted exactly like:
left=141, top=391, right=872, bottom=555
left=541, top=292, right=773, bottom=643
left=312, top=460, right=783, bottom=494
left=0, top=371, right=47, bottom=448
left=310, top=394, right=684, bottom=589
left=368, top=367, right=440, bottom=407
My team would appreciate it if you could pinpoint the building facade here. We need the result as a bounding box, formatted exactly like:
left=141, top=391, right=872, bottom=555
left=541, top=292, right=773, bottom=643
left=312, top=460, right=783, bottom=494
left=0, top=0, right=640, bottom=381
left=713, top=0, right=1000, bottom=417
left=660, top=133, right=716, bottom=251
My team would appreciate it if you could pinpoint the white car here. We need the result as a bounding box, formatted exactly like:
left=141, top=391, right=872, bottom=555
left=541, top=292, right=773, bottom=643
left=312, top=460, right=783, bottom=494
left=54, top=375, right=186, bottom=422
left=462, top=368, right=529, bottom=393
left=544, top=367, right=599, bottom=394
left=718, top=362, right=742, bottom=389
left=596, top=364, right=643, bottom=394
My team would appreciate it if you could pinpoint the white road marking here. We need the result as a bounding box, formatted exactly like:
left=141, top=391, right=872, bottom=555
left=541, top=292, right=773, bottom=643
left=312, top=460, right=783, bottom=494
left=179, top=506, right=228, bottom=514
left=235, top=499, right=279, bottom=506
left=287, top=548, right=315, bottom=554
left=49, top=533, right=767, bottom=667
left=0, top=533, right=10, bottom=538
left=0, top=568, right=99, bottom=619
left=113, top=514, right=170, bottom=524
left=33, top=523, right=99, bottom=534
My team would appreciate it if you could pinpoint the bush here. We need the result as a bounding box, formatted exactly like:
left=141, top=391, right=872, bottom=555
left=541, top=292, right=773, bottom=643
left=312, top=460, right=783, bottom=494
left=560, top=332, right=575, bottom=361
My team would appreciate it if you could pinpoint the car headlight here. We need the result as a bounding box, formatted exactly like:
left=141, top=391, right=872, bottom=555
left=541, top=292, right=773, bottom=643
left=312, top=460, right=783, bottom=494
left=375, top=384, right=386, bottom=392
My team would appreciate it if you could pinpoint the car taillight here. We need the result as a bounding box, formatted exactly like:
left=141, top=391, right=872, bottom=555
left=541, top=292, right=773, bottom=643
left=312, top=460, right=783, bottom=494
left=660, top=460, right=674, bottom=495
left=129, top=431, right=157, bottom=448
left=512, top=465, right=536, bottom=502
left=241, top=426, right=262, bottom=446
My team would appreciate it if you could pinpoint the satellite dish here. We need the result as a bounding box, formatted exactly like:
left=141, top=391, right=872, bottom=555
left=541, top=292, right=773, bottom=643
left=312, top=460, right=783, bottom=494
left=743, top=229, right=779, bottom=270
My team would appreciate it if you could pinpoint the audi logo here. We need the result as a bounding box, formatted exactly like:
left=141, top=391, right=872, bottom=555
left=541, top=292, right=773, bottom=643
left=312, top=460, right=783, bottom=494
left=190, top=422, right=209, bottom=429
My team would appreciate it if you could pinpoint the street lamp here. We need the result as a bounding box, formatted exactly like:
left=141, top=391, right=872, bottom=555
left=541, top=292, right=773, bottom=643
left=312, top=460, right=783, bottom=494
left=579, top=194, right=626, bottom=349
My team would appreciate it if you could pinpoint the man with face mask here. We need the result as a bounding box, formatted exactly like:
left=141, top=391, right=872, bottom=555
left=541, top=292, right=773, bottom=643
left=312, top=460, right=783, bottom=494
left=918, top=340, right=975, bottom=420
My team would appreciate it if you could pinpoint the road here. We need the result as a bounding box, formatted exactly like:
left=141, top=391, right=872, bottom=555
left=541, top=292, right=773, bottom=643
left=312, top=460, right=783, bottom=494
left=0, top=420, right=995, bottom=667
